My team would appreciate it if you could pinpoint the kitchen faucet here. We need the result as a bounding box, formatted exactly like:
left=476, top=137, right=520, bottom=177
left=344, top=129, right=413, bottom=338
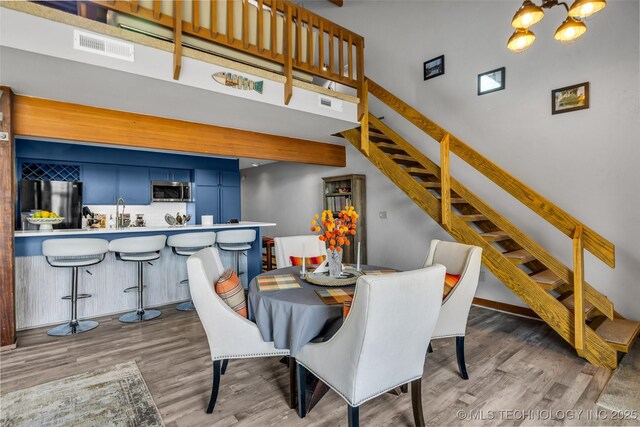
left=116, top=197, right=126, bottom=229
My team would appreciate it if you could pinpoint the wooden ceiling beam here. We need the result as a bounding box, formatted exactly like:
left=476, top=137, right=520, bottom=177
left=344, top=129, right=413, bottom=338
left=328, top=0, right=344, bottom=6
left=12, top=95, right=346, bottom=167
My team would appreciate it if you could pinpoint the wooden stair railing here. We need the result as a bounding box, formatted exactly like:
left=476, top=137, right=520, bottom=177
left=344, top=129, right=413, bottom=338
left=366, top=79, right=614, bottom=269
left=338, top=79, right=640, bottom=369
left=82, top=0, right=365, bottom=112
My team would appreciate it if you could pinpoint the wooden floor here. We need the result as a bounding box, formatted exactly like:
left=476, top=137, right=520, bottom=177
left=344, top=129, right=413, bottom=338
left=0, top=305, right=632, bottom=426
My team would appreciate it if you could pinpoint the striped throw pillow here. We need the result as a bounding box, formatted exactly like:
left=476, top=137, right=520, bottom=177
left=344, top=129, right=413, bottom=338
left=443, top=273, right=461, bottom=300
left=290, top=255, right=327, bottom=267
left=215, top=269, right=247, bottom=318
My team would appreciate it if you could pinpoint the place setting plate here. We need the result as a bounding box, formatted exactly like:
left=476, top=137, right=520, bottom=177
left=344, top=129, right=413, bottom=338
left=304, top=267, right=363, bottom=287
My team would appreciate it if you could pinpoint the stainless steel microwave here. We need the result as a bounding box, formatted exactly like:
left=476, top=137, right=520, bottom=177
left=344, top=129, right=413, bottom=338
left=151, top=181, right=193, bottom=202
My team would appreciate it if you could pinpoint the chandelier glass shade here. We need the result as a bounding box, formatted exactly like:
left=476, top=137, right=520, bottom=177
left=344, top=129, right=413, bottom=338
left=507, top=0, right=605, bottom=52
left=554, top=17, right=587, bottom=43
left=568, top=0, right=606, bottom=19
left=511, top=0, right=545, bottom=28
left=507, top=29, right=537, bottom=53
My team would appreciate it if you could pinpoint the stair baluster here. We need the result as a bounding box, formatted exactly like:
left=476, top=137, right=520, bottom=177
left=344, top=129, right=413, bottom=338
left=573, top=225, right=585, bottom=356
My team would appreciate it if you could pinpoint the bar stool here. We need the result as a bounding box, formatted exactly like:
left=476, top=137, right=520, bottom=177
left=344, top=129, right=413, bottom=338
left=42, top=238, right=109, bottom=336
left=167, top=232, right=216, bottom=311
left=216, top=229, right=256, bottom=280
left=109, top=235, right=167, bottom=323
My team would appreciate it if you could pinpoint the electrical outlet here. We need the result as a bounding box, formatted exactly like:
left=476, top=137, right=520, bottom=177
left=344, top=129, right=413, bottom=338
left=379, top=211, right=388, bottom=219
left=479, top=269, right=486, bottom=281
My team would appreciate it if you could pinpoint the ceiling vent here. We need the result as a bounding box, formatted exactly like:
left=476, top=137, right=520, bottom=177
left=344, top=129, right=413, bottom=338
left=319, top=95, right=343, bottom=112
left=73, top=30, right=134, bottom=62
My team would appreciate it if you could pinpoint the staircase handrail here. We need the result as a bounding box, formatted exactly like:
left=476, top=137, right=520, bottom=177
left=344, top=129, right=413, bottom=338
left=365, top=77, right=615, bottom=268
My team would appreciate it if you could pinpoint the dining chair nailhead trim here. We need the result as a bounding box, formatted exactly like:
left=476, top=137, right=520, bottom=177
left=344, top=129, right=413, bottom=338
left=212, top=350, right=290, bottom=361
left=431, top=333, right=465, bottom=339
left=297, top=361, right=421, bottom=407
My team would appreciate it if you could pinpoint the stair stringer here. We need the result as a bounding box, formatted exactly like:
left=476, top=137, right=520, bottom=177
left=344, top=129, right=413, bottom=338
left=340, top=127, right=618, bottom=369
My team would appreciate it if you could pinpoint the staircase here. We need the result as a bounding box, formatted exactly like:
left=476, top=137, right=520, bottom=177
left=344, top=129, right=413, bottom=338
left=338, top=78, right=640, bottom=369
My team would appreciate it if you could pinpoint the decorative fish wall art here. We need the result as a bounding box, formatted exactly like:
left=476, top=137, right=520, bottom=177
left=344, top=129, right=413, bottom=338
left=212, top=72, right=264, bottom=94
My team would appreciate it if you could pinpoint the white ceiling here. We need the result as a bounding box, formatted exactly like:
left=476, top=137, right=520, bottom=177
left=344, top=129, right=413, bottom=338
left=0, top=46, right=353, bottom=166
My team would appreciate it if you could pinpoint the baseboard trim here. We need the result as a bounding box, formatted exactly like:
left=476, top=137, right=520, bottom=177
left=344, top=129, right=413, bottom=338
left=473, top=297, right=540, bottom=320
left=0, top=342, right=17, bottom=352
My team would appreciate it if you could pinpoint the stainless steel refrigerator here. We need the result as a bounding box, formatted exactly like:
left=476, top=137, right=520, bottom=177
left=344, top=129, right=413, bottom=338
left=19, top=180, right=83, bottom=230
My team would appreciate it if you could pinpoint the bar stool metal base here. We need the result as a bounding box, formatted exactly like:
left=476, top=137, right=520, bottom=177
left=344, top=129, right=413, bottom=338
left=47, top=320, right=99, bottom=336
left=176, top=300, right=195, bottom=311
left=119, top=310, right=161, bottom=323
left=119, top=260, right=162, bottom=323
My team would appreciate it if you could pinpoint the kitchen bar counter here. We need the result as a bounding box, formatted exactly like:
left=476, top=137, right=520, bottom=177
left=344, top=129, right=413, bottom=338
left=14, top=222, right=275, bottom=330
left=14, top=222, right=275, bottom=256
left=15, top=221, right=275, bottom=237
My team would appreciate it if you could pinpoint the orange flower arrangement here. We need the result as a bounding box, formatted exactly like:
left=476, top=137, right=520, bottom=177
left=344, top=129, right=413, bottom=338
left=310, top=206, right=359, bottom=252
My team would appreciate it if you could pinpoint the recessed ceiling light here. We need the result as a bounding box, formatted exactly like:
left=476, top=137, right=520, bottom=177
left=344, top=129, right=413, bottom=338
left=251, top=163, right=259, bottom=167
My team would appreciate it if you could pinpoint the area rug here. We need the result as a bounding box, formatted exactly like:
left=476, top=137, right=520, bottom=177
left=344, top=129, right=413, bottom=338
left=597, top=342, right=640, bottom=411
left=0, top=361, right=164, bottom=427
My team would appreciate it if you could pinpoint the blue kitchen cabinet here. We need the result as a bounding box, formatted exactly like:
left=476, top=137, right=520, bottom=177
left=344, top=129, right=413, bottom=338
left=172, top=169, right=192, bottom=182
left=149, top=168, right=170, bottom=182
left=117, top=166, right=150, bottom=205
left=221, top=171, right=241, bottom=187
left=150, top=168, right=192, bottom=182
left=195, top=186, right=219, bottom=224
left=220, top=186, right=241, bottom=223
left=195, top=169, right=220, bottom=186
left=82, top=164, right=117, bottom=205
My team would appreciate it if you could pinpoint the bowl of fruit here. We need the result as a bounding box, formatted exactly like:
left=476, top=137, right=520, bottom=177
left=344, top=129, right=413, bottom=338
left=27, top=211, right=65, bottom=230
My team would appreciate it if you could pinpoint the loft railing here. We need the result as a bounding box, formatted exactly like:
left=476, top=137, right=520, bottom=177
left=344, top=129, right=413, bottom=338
left=72, top=0, right=365, bottom=112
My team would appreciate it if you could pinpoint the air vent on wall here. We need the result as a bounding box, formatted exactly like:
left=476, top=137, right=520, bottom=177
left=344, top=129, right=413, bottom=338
left=319, top=95, right=343, bottom=112
left=73, top=30, right=135, bottom=62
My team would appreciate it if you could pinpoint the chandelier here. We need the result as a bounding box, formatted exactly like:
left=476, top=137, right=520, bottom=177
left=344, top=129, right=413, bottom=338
left=507, top=0, right=606, bottom=53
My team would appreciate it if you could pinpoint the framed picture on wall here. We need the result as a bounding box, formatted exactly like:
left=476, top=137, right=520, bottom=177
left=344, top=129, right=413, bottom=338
left=477, top=67, right=506, bottom=95
left=552, top=82, right=590, bottom=114
left=423, top=55, right=445, bottom=81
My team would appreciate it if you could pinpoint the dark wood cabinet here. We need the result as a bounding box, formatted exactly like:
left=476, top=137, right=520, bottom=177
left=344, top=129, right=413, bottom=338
left=322, top=174, right=366, bottom=265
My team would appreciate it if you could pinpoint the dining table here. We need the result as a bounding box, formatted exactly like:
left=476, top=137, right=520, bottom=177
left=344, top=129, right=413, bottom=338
left=247, top=264, right=396, bottom=412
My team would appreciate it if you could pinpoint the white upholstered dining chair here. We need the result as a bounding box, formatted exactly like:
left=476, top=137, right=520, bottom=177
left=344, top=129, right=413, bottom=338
left=423, top=239, right=482, bottom=380
left=295, top=266, right=446, bottom=427
left=274, top=235, right=327, bottom=269
left=187, top=247, right=290, bottom=414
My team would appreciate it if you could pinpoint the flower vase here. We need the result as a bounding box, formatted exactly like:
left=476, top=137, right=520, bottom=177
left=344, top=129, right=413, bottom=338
left=327, top=249, right=343, bottom=278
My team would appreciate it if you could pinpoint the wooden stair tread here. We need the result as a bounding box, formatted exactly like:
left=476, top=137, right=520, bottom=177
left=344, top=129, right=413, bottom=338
left=595, top=318, right=640, bottom=353
left=405, top=167, right=431, bottom=176
left=368, top=130, right=391, bottom=140
left=375, top=142, right=405, bottom=154
left=559, top=293, right=596, bottom=316
left=421, top=181, right=441, bottom=188
left=459, top=214, right=488, bottom=222
left=530, top=269, right=564, bottom=290
left=503, top=249, right=535, bottom=264
left=388, top=154, right=421, bottom=166
left=480, top=230, right=511, bottom=242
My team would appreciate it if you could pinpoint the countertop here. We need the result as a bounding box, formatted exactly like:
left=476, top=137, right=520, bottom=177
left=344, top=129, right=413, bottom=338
left=14, top=221, right=276, bottom=238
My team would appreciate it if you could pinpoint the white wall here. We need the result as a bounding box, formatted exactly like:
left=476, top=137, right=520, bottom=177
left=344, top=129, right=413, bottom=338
left=242, top=0, right=640, bottom=318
